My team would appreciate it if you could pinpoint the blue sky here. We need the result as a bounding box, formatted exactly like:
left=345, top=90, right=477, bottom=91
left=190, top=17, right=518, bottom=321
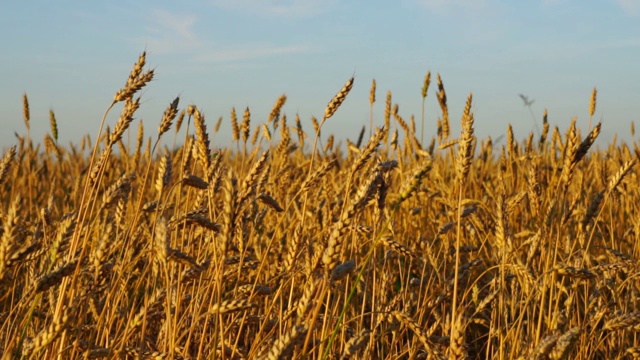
left=1, top=0, right=639, bottom=151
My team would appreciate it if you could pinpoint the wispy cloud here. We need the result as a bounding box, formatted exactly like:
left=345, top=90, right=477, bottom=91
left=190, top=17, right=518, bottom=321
left=195, top=43, right=313, bottom=63
left=541, top=0, right=566, bottom=6
left=615, top=0, right=640, bottom=16
left=493, top=34, right=640, bottom=68
left=210, top=0, right=335, bottom=18
left=138, top=9, right=203, bottom=54
left=413, top=0, right=491, bottom=13
left=595, top=36, right=640, bottom=49
left=137, top=7, right=316, bottom=67
left=413, top=0, right=504, bottom=45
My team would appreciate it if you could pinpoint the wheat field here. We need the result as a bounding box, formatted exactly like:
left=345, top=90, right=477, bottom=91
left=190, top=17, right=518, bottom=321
left=1, top=52, right=639, bottom=360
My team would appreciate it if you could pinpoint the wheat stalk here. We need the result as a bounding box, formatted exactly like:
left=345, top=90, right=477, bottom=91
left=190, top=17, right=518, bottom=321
left=324, top=76, right=354, bottom=120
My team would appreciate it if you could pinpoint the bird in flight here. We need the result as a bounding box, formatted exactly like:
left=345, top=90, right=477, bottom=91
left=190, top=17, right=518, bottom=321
left=519, top=94, right=535, bottom=107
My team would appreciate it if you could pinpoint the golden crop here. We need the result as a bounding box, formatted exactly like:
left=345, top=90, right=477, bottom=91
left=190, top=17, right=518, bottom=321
left=0, top=52, right=637, bottom=359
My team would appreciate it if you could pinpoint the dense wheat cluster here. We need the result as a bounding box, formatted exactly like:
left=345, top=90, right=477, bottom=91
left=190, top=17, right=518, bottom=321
left=2, top=52, right=640, bottom=360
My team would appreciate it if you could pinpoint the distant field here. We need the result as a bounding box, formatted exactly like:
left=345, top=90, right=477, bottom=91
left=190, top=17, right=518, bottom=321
left=1, top=52, right=639, bottom=360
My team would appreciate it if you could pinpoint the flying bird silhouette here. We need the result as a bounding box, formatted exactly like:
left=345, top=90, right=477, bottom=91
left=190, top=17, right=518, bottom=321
left=519, top=94, right=535, bottom=107
left=518, top=94, right=540, bottom=136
